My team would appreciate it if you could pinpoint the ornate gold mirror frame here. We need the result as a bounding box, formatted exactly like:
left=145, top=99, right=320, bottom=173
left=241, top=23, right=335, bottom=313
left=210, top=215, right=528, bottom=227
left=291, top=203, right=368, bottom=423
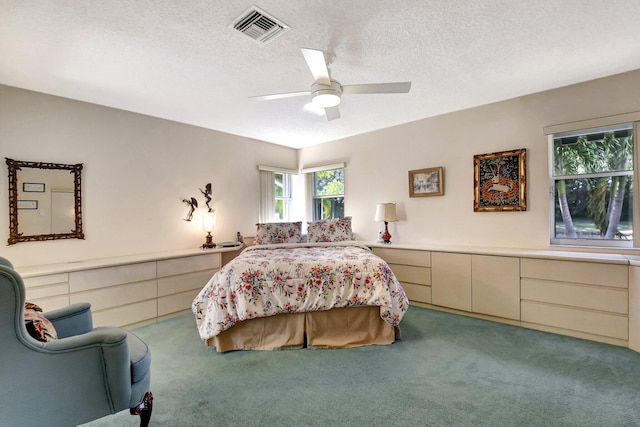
left=6, top=158, right=84, bottom=245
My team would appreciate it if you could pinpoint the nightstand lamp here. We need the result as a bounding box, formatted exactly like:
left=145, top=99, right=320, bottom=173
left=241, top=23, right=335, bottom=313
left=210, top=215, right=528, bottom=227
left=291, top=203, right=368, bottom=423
left=201, top=210, right=217, bottom=249
left=374, top=203, right=398, bottom=244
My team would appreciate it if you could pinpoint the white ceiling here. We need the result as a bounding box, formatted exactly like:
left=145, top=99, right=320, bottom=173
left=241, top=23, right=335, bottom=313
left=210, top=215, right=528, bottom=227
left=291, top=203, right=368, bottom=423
left=2, top=1, right=640, bottom=149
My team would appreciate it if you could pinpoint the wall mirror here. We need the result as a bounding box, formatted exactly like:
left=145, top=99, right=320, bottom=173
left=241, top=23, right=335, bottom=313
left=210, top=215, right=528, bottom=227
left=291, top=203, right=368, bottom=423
left=6, top=158, right=84, bottom=245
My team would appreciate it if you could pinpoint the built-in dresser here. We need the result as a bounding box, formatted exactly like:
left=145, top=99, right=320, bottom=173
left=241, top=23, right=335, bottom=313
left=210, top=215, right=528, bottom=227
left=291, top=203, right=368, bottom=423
left=372, top=243, right=640, bottom=353
left=17, top=246, right=243, bottom=328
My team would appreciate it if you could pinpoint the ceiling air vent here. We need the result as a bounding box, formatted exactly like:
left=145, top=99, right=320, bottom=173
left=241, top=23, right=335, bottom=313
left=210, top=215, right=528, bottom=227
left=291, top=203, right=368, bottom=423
left=232, top=6, right=289, bottom=45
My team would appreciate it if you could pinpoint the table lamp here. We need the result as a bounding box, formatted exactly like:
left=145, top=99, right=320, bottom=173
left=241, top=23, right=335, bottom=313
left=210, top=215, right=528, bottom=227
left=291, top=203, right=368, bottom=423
left=201, top=210, right=217, bottom=249
left=374, top=203, right=398, bottom=244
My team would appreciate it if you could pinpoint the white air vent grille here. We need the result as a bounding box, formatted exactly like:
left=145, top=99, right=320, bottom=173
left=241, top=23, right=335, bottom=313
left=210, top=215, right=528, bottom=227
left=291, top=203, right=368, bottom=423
left=232, top=6, right=289, bottom=45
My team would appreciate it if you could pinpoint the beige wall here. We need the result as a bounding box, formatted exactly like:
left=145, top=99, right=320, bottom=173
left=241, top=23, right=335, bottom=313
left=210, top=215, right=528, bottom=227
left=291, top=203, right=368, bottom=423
left=298, top=69, right=640, bottom=248
left=3, top=69, right=640, bottom=267
left=0, top=85, right=297, bottom=268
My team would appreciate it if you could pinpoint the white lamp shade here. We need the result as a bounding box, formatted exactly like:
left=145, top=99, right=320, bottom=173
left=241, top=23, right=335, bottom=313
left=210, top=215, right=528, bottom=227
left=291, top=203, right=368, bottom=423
left=374, top=203, right=398, bottom=222
left=202, top=210, right=216, bottom=232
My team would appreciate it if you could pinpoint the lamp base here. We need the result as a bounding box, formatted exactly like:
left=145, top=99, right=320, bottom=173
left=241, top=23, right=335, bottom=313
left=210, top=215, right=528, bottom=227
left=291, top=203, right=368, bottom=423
left=201, top=232, right=216, bottom=249
left=381, top=221, right=392, bottom=244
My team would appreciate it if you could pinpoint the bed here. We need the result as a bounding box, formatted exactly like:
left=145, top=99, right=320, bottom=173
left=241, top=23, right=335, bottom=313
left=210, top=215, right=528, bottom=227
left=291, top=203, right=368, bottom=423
left=192, top=223, right=409, bottom=352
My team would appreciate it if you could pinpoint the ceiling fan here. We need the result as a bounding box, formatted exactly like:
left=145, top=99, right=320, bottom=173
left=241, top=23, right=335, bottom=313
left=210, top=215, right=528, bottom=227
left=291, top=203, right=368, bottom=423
left=250, top=48, right=412, bottom=121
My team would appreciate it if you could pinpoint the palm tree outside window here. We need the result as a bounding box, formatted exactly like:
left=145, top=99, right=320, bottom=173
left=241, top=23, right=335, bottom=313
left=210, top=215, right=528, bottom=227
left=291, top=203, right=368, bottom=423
left=551, top=123, right=634, bottom=247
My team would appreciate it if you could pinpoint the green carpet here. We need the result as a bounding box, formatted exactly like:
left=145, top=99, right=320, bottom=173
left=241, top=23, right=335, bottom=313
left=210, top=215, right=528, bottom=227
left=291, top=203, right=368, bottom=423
left=82, top=306, right=640, bottom=426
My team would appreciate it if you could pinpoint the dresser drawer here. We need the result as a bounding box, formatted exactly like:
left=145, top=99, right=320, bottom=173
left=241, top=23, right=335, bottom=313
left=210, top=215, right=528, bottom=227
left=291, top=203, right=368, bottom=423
left=522, top=278, right=628, bottom=314
left=158, top=269, right=216, bottom=297
left=401, top=282, right=431, bottom=304
left=92, top=300, right=157, bottom=328
left=521, top=300, right=628, bottom=340
left=23, top=273, right=70, bottom=307
left=157, top=253, right=220, bottom=278
left=69, top=262, right=156, bottom=292
left=373, top=248, right=430, bottom=267
left=389, top=264, right=430, bottom=285
left=70, top=280, right=157, bottom=311
left=24, top=282, right=69, bottom=300
left=31, top=295, right=70, bottom=311
left=158, top=290, right=201, bottom=316
left=23, top=273, right=69, bottom=289
left=521, top=258, right=627, bottom=288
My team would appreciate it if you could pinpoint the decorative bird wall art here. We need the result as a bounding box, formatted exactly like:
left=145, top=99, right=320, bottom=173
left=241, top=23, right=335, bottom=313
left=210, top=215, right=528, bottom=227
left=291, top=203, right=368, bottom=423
left=182, top=197, right=198, bottom=221
left=182, top=182, right=212, bottom=221
left=200, top=183, right=213, bottom=212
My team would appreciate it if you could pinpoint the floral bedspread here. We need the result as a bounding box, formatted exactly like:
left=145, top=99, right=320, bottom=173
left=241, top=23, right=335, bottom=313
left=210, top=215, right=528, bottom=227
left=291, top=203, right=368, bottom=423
left=192, top=242, right=409, bottom=341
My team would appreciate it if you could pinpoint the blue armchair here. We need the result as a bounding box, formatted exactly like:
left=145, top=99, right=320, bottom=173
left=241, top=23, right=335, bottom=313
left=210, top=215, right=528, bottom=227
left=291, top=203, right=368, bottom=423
left=0, top=257, right=153, bottom=426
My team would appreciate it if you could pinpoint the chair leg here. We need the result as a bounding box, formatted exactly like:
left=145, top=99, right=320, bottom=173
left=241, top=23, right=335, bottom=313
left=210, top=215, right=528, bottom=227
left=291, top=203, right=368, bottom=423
left=130, top=392, right=153, bottom=427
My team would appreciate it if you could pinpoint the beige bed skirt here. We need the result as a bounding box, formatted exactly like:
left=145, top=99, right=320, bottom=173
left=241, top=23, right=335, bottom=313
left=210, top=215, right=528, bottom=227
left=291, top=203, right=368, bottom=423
left=206, top=306, right=398, bottom=352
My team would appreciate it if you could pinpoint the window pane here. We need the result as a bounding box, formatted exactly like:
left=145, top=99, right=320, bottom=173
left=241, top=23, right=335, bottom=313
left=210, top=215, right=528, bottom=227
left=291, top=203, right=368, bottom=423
left=554, top=177, right=633, bottom=241
left=314, top=169, right=344, bottom=196
left=313, top=197, right=344, bottom=220
left=554, top=126, right=633, bottom=176
left=312, top=168, right=345, bottom=221
left=274, top=199, right=288, bottom=221
left=275, top=173, right=285, bottom=197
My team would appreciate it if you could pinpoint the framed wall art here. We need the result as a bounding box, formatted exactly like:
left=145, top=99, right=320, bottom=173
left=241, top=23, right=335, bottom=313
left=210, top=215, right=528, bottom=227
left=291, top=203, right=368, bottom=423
left=17, top=200, right=38, bottom=210
left=409, top=166, right=444, bottom=197
left=473, top=148, right=526, bottom=212
left=23, top=182, right=45, bottom=192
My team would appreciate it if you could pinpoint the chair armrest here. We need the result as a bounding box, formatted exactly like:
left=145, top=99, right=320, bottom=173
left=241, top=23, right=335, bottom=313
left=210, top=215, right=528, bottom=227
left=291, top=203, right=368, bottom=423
left=40, top=327, right=133, bottom=411
left=42, top=326, right=128, bottom=351
left=44, top=302, right=93, bottom=338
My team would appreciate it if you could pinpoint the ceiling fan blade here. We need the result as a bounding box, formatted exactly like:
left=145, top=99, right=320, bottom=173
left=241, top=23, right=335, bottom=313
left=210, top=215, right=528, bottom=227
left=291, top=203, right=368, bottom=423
left=325, top=106, right=340, bottom=121
left=250, top=91, right=310, bottom=101
left=342, top=82, right=412, bottom=95
left=301, top=48, right=331, bottom=85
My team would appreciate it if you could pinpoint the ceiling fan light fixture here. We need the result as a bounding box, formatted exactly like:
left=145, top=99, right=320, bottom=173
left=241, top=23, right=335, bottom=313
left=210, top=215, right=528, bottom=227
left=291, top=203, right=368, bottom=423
left=312, top=92, right=341, bottom=108
left=250, top=48, right=412, bottom=121
left=311, top=81, right=342, bottom=108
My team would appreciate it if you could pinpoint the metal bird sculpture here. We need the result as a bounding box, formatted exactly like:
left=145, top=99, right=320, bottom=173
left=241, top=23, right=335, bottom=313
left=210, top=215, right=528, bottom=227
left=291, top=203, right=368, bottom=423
left=200, top=183, right=212, bottom=212
left=182, top=197, right=198, bottom=221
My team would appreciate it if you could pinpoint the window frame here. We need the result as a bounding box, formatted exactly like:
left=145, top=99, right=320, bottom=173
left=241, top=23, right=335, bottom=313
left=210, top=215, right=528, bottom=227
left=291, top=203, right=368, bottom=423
left=548, top=121, right=638, bottom=249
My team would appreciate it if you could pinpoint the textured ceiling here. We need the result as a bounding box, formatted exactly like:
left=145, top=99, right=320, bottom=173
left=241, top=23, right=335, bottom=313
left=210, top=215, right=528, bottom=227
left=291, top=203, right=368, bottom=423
left=2, top=1, right=640, bottom=149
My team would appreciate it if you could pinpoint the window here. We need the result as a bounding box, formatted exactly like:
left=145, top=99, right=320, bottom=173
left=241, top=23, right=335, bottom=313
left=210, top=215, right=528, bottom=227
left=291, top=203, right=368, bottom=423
left=312, top=167, right=344, bottom=221
left=551, top=123, right=634, bottom=247
left=274, top=172, right=291, bottom=221
left=258, top=166, right=297, bottom=223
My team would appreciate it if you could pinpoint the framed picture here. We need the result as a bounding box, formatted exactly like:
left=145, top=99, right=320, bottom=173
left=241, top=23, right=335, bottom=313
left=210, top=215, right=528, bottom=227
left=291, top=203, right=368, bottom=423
left=474, top=148, right=526, bottom=212
left=23, top=182, right=45, bottom=192
left=17, top=200, right=38, bottom=210
left=409, top=166, right=444, bottom=197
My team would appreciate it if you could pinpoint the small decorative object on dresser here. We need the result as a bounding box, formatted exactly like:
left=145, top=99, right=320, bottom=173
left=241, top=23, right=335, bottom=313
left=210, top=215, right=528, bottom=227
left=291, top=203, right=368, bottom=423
left=474, top=148, right=526, bottom=212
